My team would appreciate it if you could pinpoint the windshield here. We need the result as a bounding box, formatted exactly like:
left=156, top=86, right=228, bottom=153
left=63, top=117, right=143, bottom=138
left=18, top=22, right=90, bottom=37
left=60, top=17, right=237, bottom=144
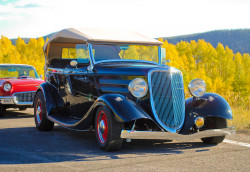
left=0, top=66, right=39, bottom=79
left=92, top=44, right=159, bottom=64
left=61, top=44, right=90, bottom=63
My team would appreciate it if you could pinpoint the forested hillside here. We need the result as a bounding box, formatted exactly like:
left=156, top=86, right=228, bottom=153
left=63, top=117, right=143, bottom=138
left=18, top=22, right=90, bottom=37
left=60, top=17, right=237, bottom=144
left=10, top=29, right=250, bottom=54
left=1, top=36, right=249, bottom=129
left=10, top=33, right=54, bottom=45
left=163, top=29, right=250, bottom=54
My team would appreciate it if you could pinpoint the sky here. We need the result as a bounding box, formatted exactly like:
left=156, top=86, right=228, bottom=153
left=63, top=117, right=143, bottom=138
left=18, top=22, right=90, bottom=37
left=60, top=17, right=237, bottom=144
left=0, top=0, right=249, bottom=39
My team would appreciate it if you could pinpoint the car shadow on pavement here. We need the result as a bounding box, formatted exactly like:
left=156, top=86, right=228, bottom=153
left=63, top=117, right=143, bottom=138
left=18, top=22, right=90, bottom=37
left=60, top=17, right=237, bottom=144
left=0, top=126, right=214, bottom=164
left=0, top=109, right=33, bottom=119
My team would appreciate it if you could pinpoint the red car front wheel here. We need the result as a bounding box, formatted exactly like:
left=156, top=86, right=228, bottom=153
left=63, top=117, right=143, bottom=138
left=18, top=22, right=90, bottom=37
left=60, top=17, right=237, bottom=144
left=0, top=105, right=6, bottom=117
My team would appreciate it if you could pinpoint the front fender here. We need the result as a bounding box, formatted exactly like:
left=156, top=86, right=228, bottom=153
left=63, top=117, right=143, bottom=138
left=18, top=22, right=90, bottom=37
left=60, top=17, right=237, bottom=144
left=96, top=94, right=152, bottom=122
left=186, top=93, right=232, bottom=119
left=180, top=93, right=233, bottom=134
left=35, top=82, right=64, bottom=115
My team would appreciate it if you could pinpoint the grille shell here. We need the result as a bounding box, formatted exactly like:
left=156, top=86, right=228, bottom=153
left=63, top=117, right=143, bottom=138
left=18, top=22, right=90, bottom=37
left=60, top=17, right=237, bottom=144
left=148, top=68, right=185, bottom=133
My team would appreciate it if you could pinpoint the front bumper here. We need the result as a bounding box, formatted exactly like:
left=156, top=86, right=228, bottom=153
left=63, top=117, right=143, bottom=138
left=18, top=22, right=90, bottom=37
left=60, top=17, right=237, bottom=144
left=0, top=96, right=15, bottom=104
left=0, top=91, right=35, bottom=106
left=121, top=127, right=235, bottom=141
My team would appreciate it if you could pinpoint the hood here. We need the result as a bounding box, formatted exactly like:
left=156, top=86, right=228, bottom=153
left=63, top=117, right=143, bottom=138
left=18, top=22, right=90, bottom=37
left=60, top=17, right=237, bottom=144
left=95, top=62, right=167, bottom=76
left=94, top=62, right=170, bottom=96
left=0, top=78, right=44, bottom=96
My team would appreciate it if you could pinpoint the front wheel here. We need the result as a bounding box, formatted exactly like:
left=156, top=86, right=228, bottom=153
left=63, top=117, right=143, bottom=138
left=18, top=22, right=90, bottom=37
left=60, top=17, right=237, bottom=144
left=201, top=117, right=227, bottom=144
left=34, top=91, right=54, bottom=131
left=95, top=106, right=124, bottom=151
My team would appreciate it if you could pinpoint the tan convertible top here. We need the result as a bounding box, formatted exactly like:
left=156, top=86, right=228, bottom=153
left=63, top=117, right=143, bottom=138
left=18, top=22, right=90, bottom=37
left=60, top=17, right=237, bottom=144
left=44, top=28, right=162, bottom=62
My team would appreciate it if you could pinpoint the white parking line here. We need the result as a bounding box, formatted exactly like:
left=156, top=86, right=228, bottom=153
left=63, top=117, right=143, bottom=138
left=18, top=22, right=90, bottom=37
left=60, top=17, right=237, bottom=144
left=224, top=139, right=250, bottom=148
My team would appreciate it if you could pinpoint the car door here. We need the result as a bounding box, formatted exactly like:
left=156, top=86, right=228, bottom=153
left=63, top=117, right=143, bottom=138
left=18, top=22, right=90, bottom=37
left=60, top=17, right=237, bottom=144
left=61, top=61, right=94, bottom=118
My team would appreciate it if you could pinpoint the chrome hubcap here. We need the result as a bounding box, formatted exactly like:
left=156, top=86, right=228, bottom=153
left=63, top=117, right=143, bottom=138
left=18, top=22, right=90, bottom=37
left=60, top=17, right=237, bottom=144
left=99, top=120, right=106, bottom=134
left=36, top=103, right=42, bottom=123
left=97, top=111, right=108, bottom=144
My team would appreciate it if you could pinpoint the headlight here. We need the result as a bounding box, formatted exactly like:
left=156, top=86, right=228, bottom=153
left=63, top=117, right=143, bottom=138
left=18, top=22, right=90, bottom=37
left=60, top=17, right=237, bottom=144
left=188, top=79, right=206, bottom=97
left=128, top=78, right=148, bottom=99
left=3, top=83, right=12, bottom=92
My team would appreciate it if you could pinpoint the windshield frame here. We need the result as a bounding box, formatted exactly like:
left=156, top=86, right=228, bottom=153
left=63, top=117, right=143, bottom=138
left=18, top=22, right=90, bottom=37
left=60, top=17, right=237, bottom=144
left=0, top=65, right=40, bottom=79
left=89, top=43, right=161, bottom=66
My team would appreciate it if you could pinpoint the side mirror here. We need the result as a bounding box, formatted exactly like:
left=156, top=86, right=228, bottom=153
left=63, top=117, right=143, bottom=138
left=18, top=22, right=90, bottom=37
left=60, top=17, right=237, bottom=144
left=161, top=48, right=166, bottom=64
left=70, top=60, right=78, bottom=67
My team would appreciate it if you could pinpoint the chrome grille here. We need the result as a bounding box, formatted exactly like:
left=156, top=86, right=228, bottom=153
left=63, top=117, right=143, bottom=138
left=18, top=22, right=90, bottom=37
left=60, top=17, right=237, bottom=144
left=149, top=69, right=185, bottom=132
left=14, top=92, right=36, bottom=103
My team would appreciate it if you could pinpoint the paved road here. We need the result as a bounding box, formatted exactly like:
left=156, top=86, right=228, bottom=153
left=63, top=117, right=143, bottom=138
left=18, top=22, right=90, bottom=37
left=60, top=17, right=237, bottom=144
left=0, top=109, right=249, bottom=172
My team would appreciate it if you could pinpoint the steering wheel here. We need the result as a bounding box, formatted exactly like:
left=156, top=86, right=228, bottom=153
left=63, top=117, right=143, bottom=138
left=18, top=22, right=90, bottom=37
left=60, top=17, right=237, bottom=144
left=18, top=74, right=30, bottom=79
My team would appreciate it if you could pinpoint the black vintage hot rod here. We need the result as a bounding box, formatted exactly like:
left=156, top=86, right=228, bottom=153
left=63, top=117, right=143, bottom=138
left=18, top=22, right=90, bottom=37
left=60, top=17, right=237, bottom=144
left=33, top=28, right=233, bottom=151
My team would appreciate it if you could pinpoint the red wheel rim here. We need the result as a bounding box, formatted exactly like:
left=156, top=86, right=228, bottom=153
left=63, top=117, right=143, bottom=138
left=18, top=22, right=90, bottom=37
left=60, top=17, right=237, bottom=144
left=97, top=111, right=108, bottom=144
left=36, top=100, right=42, bottom=123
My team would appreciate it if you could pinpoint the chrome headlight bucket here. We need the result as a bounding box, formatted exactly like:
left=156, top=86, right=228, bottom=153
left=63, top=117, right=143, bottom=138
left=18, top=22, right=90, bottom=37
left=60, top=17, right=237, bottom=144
left=128, top=78, right=148, bottom=99
left=3, top=83, right=12, bottom=92
left=188, top=79, right=206, bottom=98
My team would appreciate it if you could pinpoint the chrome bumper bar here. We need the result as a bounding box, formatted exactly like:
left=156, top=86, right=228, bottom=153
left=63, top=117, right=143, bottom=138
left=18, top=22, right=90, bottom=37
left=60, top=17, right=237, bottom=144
left=0, top=96, right=33, bottom=105
left=0, top=96, right=14, bottom=104
left=121, top=128, right=235, bottom=141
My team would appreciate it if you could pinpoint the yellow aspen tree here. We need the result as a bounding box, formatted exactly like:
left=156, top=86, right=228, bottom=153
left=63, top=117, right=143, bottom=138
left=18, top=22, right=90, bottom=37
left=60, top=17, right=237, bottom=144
left=232, top=53, right=247, bottom=106
left=216, top=43, right=225, bottom=76
left=0, top=36, right=21, bottom=64
left=162, top=40, right=179, bottom=67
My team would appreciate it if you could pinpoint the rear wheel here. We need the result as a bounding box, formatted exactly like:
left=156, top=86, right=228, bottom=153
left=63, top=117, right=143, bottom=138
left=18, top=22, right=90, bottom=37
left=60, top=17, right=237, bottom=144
left=34, top=91, right=54, bottom=131
left=95, top=106, right=123, bottom=151
left=0, top=105, right=6, bottom=117
left=201, top=117, right=227, bottom=144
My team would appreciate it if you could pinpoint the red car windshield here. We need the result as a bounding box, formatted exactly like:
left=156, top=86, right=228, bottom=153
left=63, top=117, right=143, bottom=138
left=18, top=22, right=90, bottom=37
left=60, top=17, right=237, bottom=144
left=0, top=66, right=39, bottom=79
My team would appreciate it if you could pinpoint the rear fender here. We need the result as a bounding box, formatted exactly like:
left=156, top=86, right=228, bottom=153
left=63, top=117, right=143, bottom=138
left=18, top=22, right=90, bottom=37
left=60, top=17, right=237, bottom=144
left=34, top=82, right=64, bottom=115
left=181, top=93, right=233, bottom=134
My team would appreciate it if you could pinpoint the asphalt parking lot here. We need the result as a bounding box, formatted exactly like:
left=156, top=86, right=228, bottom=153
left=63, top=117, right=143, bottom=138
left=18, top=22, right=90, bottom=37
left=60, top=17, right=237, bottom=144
left=0, top=109, right=250, bottom=172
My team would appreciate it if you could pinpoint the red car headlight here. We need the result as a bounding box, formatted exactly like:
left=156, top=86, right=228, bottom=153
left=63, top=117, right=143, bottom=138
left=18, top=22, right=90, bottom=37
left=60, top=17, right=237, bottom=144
left=3, top=83, right=12, bottom=92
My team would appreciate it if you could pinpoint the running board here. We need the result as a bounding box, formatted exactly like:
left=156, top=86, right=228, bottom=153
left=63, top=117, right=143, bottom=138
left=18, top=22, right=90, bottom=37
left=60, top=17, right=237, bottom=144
left=48, top=114, right=80, bottom=127
left=120, top=128, right=235, bottom=141
left=47, top=113, right=93, bottom=131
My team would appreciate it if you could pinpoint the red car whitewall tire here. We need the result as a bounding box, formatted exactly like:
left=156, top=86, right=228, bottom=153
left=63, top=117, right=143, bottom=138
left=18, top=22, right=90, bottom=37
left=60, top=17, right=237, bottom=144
left=0, top=105, right=6, bottom=117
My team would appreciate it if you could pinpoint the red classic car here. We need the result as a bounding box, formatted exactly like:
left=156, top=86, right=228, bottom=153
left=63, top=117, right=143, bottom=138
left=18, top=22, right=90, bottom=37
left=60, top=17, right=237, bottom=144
left=0, top=64, right=44, bottom=116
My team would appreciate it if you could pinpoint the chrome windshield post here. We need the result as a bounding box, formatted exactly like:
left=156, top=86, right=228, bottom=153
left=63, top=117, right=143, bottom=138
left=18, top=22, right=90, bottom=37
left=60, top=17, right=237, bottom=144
left=88, top=43, right=95, bottom=71
left=158, top=46, right=161, bottom=65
